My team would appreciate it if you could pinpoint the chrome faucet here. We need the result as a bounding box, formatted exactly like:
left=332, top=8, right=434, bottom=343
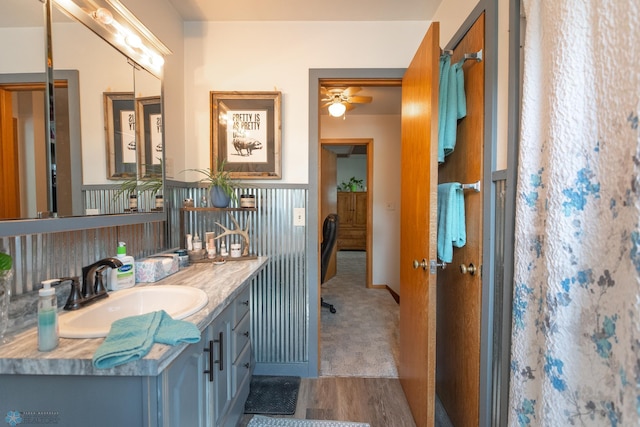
left=63, top=257, right=123, bottom=311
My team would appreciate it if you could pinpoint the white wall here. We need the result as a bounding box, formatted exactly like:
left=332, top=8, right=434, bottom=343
left=322, top=114, right=402, bottom=292
left=0, top=27, right=44, bottom=74
left=337, top=156, right=367, bottom=189
left=182, top=20, right=430, bottom=183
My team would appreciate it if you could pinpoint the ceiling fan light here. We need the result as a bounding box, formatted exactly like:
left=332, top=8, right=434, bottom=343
left=328, top=102, right=346, bottom=117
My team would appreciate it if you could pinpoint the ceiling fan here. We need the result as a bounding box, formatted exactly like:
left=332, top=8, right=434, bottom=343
left=320, top=86, right=373, bottom=117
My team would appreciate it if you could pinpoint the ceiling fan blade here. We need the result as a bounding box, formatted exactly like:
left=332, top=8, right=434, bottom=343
left=344, top=103, right=356, bottom=111
left=347, top=96, right=373, bottom=104
left=342, top=87, right=362, bottom=97
left=320, top=86, right=329, bottom=96
left=320, top=101, right=332, bottom=108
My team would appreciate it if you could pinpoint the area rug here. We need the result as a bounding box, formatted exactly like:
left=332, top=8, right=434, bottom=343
left=247, top=415, right=371, bottom=427
left=244, top=376, right=301, bottom=415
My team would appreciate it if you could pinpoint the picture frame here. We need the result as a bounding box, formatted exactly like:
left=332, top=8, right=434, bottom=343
left=104, top=92, right=136, bottom=179
left=136, top=96, right=163, bottom=179
left=210, top=91, right=282, bottom=179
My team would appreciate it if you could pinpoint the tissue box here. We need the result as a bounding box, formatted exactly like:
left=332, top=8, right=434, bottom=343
left=135, top=254, right=179, bottom=283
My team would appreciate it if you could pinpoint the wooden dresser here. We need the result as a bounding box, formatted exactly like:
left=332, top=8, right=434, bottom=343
left=337, top=191, right=367, bottom=250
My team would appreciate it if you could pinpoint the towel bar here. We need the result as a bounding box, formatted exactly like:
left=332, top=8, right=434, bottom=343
left=463, top=49, right=483, bottom=62
left=461, top=181, right=481, bottom=192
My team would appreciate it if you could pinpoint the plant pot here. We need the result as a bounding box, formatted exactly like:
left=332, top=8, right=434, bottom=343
left=210, top=186, right=231, bottom=208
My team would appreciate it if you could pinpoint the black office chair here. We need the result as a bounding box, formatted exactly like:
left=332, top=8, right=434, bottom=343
left=320, top=213, right=339, bottom=313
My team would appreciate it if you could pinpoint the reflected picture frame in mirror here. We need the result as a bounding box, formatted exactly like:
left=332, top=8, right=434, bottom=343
left=104, top=91, right=136, bottom=180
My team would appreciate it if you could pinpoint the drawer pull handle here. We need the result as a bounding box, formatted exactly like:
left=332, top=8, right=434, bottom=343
left=243, top=363, right=250, bottom=369
left=243, top=331, right=250, bottom=338
left=241, top=300, right=249, bottom=306
left=214, top=331, right=224, bottom=371
left=203, top=340, right=214, bottom=382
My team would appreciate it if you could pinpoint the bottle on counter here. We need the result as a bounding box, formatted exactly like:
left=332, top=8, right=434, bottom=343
left=220, top=241, right=228, bottom=257
left=193, top=233, right=202, bottom=251
left=108, top=242, right=136, bottom=291
left=38, top=279, right=59, bottom=352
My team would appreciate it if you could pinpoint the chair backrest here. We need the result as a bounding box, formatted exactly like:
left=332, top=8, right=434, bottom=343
left=320, top=213, right=339, bottom=284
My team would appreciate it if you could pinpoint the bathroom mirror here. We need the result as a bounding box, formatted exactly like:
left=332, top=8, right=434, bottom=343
left=0, top=0, right=167, bottom=230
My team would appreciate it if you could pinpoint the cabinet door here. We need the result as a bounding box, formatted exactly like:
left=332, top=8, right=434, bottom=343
left=161, top=335, right=207, bottom=427
left=353, top=192, right=368, bottom=227
left=337, top=192, right=353, bottom=225
left=207, top=313, right=232, bottom=427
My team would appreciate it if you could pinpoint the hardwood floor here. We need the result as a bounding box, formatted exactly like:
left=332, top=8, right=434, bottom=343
left=239, top=377, right=416, bottom=427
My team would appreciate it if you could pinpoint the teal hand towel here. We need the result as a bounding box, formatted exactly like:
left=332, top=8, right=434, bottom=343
left=438, top=55, right=452, bottom=163
left=155, top=313, right=201, bottom=346
left=93, top=310, right=200, bottom=369
left=437, top=183, right=466, bottom=263
left=438, top=56, right=467, bottom=163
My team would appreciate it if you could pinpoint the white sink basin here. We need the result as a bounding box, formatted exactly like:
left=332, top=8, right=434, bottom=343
left=58, top=285, right=208, bottom=338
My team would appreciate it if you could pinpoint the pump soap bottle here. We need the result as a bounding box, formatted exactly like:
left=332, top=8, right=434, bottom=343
left=108, top=242, right=136, bottom=291
left=38, top=279, right=59, bottom=352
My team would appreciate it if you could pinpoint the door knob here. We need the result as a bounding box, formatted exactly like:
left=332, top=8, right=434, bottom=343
left=460, top=263, right=477, bottom=275
left=413, top=259, right=428, bottom=270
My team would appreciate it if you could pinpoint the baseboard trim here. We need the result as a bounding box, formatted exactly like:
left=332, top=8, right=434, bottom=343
left=386, top=286, right=400, bottom=304
left=372, top=283, right=400, bottom=304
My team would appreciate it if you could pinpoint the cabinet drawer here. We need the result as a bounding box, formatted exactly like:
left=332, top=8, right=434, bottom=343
left=233, top=285, right=251, bottom=325
left=232, top=342, right=253, bottom=397
left=232, top=311, right=251, bottom=362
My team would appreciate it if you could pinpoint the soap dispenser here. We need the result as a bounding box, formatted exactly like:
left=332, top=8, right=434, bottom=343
left=108, top=242, right=136, bottom=291
left=38, top=279, right=59, bottom=352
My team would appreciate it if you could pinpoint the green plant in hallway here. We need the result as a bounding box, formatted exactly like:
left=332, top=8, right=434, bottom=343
left=339, top=177, right=364, bottom=192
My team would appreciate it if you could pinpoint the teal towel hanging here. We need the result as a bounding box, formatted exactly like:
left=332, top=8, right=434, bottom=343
left=437, top=182, right=466, bottom=263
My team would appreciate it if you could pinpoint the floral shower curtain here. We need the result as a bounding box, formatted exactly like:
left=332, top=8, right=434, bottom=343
left=509, top=0, right=640, bottom=426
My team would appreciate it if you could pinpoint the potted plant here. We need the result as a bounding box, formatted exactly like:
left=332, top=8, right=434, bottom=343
left=113, top=159, right=164, bottom=210
left=186, top=158, right=236, bottom=208
left=339, top=177, right=364, bottom=192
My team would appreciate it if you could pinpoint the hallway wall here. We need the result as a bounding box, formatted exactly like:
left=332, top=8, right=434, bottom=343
left=322, top=114, right=401, bottom=293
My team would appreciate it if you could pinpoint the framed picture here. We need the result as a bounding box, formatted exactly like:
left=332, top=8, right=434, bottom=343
left=104, top=92, right=136, bottom=179
left=136, top=96, right=163, bottom=179
left=210, top=91, right=282, bottom=179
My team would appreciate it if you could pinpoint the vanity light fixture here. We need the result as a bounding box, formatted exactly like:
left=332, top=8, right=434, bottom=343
left=328, top=101, right=347, bottom=117
left=52, top=0, right=171, bottom=77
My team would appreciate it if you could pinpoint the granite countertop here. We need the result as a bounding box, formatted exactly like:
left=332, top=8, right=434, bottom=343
left=0, top=257, right=267, bottom=377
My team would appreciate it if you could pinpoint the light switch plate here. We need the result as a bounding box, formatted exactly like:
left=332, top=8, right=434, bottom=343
left=293, top=208, right=305, bottom=226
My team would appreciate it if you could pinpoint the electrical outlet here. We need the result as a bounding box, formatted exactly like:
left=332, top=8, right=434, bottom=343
left=293, top=208, right=305, bottom=226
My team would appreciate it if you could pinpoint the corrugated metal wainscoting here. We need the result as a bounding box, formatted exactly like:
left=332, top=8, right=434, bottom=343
left=166, top=184, right=310, bottom=370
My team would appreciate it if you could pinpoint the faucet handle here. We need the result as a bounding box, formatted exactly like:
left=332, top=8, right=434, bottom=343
left=63, top=277, right=83, bottom=311
left=94, top=266, right=110, bottom=296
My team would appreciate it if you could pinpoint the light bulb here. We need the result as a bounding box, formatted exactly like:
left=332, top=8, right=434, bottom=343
left=93, top=8, right=113, bottom=25
left=125, top=33, right=142, bottom=49
left=328, top=102, right=346, bottom=117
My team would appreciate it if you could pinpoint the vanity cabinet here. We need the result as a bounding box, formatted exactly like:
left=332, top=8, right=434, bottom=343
left=159, top=332, right=208, bottom=426
left=159, top=284, right=253, bottom=427
left=0, top=285, right=254, bottom=427
left=337, top=191, right=368, bottom=250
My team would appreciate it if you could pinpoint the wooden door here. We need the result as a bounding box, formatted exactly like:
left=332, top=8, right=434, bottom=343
left=0, top=87, right=20, bottom=219
left=320, top=147, right=338, bottom=281
left=436, top=14, right=485, bottom=427
left=399, top=22, right=440, bottom=427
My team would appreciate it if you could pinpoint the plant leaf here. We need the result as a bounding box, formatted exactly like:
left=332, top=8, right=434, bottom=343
left=0, top=253, right=12, bottom=271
